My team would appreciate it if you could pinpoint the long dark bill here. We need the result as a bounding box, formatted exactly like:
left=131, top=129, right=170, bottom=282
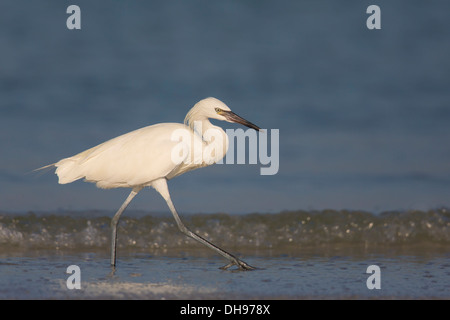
left=223, top=111, right=261, bottom=131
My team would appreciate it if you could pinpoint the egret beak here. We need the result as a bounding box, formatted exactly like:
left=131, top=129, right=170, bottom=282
left=222, top=111, right=261, bottom=131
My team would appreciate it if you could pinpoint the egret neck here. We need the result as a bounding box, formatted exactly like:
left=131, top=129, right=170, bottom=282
left=192, top=118, right=229, bottom=165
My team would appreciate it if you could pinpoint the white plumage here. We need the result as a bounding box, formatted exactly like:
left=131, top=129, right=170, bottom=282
left=55, top=123, right=191, bottom=188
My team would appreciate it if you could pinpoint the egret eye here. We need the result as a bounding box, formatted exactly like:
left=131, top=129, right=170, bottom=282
left=215, top=108, right=222, bottom=114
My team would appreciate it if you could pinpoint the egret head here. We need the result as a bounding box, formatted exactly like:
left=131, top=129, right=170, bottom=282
left=185, top=97, right=260, bottom=131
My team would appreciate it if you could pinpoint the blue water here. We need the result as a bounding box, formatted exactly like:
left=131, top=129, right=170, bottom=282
left=1, top=0, right=450, bottom=214
left=1, top=249, right=449, bottom=299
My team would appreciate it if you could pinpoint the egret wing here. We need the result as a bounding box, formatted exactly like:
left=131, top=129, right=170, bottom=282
left=55, top=123, right=192, bottom=188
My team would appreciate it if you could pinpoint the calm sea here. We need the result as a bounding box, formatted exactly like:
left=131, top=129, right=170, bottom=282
left=0, top=0, right=449, bottom=213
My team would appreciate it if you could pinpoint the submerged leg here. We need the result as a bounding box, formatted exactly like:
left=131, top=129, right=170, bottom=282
left=151, top=179, right=254, bottom=271
left=110, top=186, right=142, bottom=267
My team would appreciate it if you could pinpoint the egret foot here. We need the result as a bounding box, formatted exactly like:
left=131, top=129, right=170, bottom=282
left=220, top=258, right=255, bottom=271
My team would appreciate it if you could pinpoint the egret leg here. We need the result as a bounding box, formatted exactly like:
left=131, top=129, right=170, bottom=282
left=151, top=179, right=255, bottom=271
left=110, top=186, right=142, bottom=267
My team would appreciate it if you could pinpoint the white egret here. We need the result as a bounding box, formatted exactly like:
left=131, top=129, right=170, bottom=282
left=39, top=97, right=260, bottom=271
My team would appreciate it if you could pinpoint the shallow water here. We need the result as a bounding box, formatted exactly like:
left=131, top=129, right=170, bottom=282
left=1, top=249, right=448, bottom=300
left=2, top=209, right=449, bottom=252
left=1, top=210, right=449, bottom=299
